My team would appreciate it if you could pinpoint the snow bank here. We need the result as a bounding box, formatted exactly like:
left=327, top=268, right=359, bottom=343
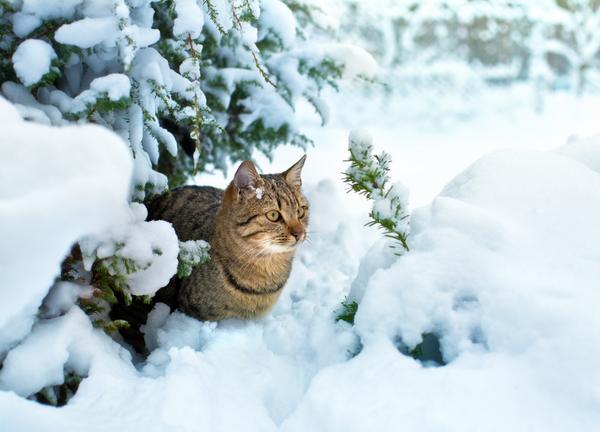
left=284, top=145, right=600, bottom=431
left=0, top=177, right=365, bottom=431
left=2, top=99, right=599, bottom=431
left=0, top=96, right=132, bottom=354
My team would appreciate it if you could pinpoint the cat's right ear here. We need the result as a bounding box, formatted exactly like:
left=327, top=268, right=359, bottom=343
left=233, top=160, right=260, bottom=191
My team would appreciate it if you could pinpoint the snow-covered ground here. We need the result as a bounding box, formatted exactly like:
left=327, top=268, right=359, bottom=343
left=2, top=86, right=600, bottom=431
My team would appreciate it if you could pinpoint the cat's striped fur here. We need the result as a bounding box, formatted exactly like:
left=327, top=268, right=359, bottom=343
left=147, top=156, right=308, bottom=321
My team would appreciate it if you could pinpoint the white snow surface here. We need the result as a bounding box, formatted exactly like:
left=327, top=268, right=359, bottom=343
left=54, top=17, right=118, bottom=48
left=89, top=74, right=131, bottom=101
left=173, top=0, right=205, bottom=39
left=0, top=96, right=132, bottom=355
left=12, top=39, right=57, bottom=86
left=0, top=60, right=600, bottom=432
left=79, top=203, right=179, bottom=297
left=259, top=0, right=297, bottom=48
left=2, top=88, right=600, bottom=430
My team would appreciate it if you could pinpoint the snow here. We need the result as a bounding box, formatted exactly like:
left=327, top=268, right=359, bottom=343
left=0, top=308, right=125, bottom=397
left=3, top=0, right=600, bottom=428
left=2, top=82, right=63, bottom=124
left=21, top=0, right=83, bottom=20
left=259, top=0, right=297, bottom=48
left=0, top=95, right=132, bottom=355
left=54, top=17, right=117, bottom=48
left=12, top=39, right=57, bottom=86
left=80, top=203, right=180, bottom=297
left=559, top=134, right=600, bottom=173
left=11, top=13, right=42, bottom=37
left=348, top=128, right=372, bottom=155
left=89, top=74, right=131, bottom=101
left=285, top=146, right=600, bottom=431
left=201, top=0, right=234, bottom=35
left=173, top=0, right=205, bottom=39
left=40, top=282, right=93, bottom=319
left=2, top=84, right=600, bottom=429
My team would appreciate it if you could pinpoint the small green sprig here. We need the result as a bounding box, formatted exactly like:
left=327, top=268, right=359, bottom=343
left=343, top=131, right=410, bottom=253
left=177, top=240, right=211, bottom=278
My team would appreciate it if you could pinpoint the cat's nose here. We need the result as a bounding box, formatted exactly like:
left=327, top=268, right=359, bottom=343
left=290, top=224, right=304, bottom=242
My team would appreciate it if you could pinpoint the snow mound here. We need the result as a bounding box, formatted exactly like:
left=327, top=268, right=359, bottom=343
left=80, top=203, right=179, bottom=297
left=12, top=39, right=57, bottom=86
left=285, top=145, right=600, bottom=431
left=0, top=96, right=132, bottom=354
left=2, top=123, right=600, bottom=431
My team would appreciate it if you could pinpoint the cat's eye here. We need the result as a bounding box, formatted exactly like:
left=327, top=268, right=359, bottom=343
left=266, top=210, right=281, bottom=222
left=298, top=206, right=307, bottom=218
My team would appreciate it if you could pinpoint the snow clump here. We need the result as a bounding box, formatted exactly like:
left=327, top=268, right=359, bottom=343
left=11, top=39, right=57, bottom=86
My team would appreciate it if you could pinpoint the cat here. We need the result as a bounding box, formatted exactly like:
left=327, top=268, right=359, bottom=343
left=146, top=155, right=308, bottom=322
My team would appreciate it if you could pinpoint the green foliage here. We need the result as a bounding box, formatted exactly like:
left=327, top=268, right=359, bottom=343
left=1, top=0, right=348, bottom=194
left=338, top=136, right=415, bottom=363
left=30, top=62, right=61, bottom=90
left=283, top=0, right=326, bottom=38
left=33, top=371, right=83, bottom=407
left=177, top=240, right=211, bottom=278
left=93, top=256, right=142, bottom=306
left=344, top=135, right=410, bottom=253
left=94, top=319, right=131, bottom=334
left=150, top=0, right=344, bottom=179
left=203, top=0, right=228, bottom=35
left=335, top=300, right=359, bottom=325
left=409, top=342, right=424, bottom=359
left=402, top=333, right=446, bottom=366
left=299, top=57, right=343, bottom=91
left=335, top=300, right=363, bottom=358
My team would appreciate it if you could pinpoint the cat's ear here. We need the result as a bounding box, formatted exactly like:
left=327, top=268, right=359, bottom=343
left=283, top=155, right=306, bottom=188
left=233, top=160, right=260, bottom=191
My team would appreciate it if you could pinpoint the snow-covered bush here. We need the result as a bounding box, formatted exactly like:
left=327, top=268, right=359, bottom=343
left=343, top=130, right=410, bottom=253
left=177, top=239, right=210, bottom=278
left=0, top=0, right=366, bottom=195
left=338, top=130, right=411, bottom=354
left=0, top=95, right=132, bottom=355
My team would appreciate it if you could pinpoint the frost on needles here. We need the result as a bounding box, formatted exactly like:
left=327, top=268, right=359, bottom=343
left=0, top=0, right=353, bottom=195
left=344, top=130, right=410, bottom=253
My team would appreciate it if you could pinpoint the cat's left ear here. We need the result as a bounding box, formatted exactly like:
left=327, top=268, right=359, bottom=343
left=233, top=160, right=261, bottom=191
left=283, top=155, right=306, bottom=188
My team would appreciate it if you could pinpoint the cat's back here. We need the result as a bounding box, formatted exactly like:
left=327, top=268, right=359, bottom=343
left=146, top=185, right=223, bottom=241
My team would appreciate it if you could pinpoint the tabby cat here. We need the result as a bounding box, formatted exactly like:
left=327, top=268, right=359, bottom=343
left=147, top=155, right=308, bottom=321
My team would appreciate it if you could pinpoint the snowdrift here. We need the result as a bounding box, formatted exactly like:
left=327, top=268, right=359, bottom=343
left=288, top=145, right=600, bottom=431
left=1, top=112, right=599, bottom=431
left=0, top=96, right=132, bottom=355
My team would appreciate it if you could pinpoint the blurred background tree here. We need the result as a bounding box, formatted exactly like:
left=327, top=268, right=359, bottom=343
left=336, top=0, right=600, bottom=107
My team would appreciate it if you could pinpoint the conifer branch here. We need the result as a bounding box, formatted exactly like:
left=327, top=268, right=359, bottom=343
left=343, top=131, right=410, bottom=253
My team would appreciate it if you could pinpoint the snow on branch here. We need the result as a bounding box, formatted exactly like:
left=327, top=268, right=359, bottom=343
left=344, top=130, right=410, bottom=253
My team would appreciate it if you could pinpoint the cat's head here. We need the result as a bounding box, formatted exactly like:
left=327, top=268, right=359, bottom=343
left=222, top=156, right=308, bottom=254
